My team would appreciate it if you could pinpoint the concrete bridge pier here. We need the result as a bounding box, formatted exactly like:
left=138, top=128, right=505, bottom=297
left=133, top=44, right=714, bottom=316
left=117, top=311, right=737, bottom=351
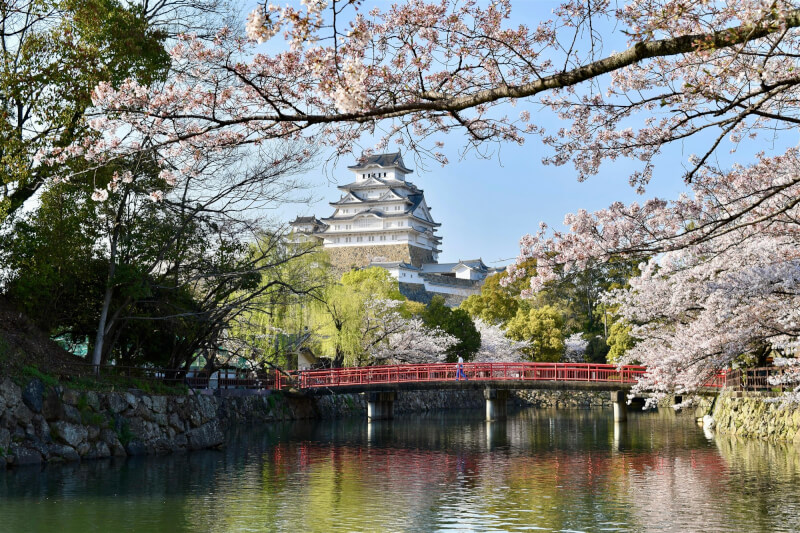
left=611, top=390, right=627, bottom=422
left=366, top=391, right=395, bottom=420
left=484, top=389, right=509, bottom=421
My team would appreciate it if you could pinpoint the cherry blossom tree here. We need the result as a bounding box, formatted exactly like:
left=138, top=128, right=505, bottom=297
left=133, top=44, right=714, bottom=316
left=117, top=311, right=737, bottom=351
left=53, top=1, right=800, bottom=196
left=472, top=318, right=527, bottom=363
left=364, top=300, right=457, bottom=364
left=563, top=333, right=588, bottom=363
left=512, top=151, right=800, bottom=404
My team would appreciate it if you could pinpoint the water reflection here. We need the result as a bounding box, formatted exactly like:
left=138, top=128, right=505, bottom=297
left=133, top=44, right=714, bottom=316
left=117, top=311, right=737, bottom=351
left=1, top=408, right=799, bottom=532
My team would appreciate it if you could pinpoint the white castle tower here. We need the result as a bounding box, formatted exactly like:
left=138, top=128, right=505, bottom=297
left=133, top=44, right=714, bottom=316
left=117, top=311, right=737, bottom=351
left=291, top=152, right=441, bottom=269
left=290, top=152, right=502, bottom=304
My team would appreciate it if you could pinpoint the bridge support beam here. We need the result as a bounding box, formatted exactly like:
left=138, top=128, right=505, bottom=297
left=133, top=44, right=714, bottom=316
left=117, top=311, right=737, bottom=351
left=611, top=390, right=627, bottom=422
left=366, top=391, right=395, bottom=420
left=484, top=389, right=509, bottom=421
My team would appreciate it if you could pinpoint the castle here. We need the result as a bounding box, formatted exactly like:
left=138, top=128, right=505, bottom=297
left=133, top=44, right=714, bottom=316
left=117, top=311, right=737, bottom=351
left=290, top=153, right=502, bottom=305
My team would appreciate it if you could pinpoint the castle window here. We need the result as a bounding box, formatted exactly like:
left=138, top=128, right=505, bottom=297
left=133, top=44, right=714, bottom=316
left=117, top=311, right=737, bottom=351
left=380, top=235, right=386, bottom=241
left=357, top=236, right=363, bottom=242
left=368, top=236, right=374, bottom=242
left=345, top=237, right=351, bottom=243
left=391, top=235, right=396, bottom=241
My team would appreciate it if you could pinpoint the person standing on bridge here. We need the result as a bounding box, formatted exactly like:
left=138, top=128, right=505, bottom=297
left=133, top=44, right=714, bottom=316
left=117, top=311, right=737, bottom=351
left=456, top=355, right=467, bottom=381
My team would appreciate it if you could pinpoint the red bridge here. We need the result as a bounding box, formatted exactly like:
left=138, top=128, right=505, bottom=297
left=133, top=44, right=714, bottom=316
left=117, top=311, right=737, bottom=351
left=285, top=362, right=656, bottom=393
left=272, top=362, right=725, bottom=421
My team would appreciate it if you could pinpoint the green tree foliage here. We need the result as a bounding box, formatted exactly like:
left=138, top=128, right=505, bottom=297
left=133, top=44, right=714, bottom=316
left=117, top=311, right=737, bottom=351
left=584, top=336, right=610, bottom=364
left=606, top=320, right=636, bottom=364
left=460, top=273, right=518, bottom=326
left=312, top=267, right=406, bottom=367
left=505, top=305, right=565, bottom=362
left=535, top=258, right=641, bottom=337
left=422, top=295, right=480, bottom=362
left=234, top=244, right=333, bottom=369
left=460, top=259, right=536, bottom=326
left=1, top=0, right=170, bottom=219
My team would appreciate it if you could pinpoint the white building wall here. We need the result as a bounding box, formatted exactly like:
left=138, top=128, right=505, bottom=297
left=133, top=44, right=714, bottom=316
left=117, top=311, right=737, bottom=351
left=422, top=282, right=481, bottom=298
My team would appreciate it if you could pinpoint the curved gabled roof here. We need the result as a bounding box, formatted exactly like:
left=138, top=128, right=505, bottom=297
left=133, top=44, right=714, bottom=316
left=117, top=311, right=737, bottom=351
left=337, top=178, right=421, bottom=193
left=322, top=211, right=441, bottom=227
left=348, top=152, right=413, bottom=173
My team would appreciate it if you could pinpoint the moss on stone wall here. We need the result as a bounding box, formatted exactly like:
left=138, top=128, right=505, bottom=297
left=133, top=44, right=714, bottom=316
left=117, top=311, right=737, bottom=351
left=713, top=390, right=800, bottom=442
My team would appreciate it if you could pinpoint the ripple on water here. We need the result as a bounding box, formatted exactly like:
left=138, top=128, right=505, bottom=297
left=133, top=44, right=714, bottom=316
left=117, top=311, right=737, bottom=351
left=1, top=409, right=800, bottom=532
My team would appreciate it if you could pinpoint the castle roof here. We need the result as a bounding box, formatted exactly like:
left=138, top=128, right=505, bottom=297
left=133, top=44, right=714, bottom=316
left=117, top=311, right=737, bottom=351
left=330, top=188, right=412, bottom=207
left=337, top=177, right=420, bottom=192
left=420, top=259, right=491, bottom=274
left=321, top=210, right=441, bottom=227
left=368, top=260, right=420, bottom=271
left=348, top=152, right=412, bottom=173
left=291, top=216, right=325, bottom=226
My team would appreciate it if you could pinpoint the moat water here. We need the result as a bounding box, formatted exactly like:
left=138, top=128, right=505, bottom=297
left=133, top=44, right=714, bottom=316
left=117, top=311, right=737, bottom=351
left=2, top=407, right=800, bottom=532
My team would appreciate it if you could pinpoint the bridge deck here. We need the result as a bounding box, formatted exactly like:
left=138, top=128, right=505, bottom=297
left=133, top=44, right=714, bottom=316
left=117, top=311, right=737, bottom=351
left=283, top=362, right=698, bottom=395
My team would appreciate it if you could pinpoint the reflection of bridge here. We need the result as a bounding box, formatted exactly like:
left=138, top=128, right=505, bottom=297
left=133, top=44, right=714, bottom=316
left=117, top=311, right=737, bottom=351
left=275, top=363, right=725, bottom=422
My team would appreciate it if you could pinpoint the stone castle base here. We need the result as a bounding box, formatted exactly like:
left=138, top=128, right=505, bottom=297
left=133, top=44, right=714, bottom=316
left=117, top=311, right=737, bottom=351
left=326, top=244, right=434, bottom=270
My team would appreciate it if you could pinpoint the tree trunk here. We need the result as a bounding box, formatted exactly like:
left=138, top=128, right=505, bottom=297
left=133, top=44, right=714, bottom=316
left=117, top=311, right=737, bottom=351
left=90, top=190, right=128, bottom=371
left=91, top=266, right=115, bottom=370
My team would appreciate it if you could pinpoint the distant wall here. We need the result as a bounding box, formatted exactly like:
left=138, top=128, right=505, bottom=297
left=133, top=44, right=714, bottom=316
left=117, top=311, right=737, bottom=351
left=399, top=282, right=469, bottom=307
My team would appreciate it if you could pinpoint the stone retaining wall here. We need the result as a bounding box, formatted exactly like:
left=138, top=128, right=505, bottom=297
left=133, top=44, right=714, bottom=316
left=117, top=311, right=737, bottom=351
left=313, top=389, right=486, bottom=417
left=712, top=390, right=800, bottom=442
left=513, top=389, right=613, bottom=408
left=0, top=376, right=231, bottom=469
left=326, top=244, right=434, bottom=270
left=0, top=375, right=617, bottom=469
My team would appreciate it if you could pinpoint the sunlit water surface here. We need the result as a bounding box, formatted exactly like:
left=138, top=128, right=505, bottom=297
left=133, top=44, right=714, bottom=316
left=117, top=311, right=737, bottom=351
left=2, top=408, right=800, bottom=532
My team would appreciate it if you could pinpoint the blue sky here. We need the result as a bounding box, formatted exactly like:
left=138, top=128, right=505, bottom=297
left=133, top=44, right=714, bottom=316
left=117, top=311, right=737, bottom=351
left=255, top=1, right=788, bottom=265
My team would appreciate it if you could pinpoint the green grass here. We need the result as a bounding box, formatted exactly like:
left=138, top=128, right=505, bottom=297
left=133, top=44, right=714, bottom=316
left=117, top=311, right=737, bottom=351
left=21, top=365, right=59, bottom=388
left=76, top=393, right=89, bottom=411
left=64, top=373, right=188, bottom=396
left=10, top=364, right=189, bottom=397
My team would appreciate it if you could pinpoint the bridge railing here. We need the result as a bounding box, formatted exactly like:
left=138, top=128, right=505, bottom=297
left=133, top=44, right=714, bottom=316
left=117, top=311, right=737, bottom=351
left=723, top=367, right=798, bottom=392
left=292, top=362, right=649, bottom=389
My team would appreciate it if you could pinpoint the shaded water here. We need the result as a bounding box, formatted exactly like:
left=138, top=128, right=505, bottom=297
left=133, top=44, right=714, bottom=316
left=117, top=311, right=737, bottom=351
left=2, top=408, right=800, bottom=532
